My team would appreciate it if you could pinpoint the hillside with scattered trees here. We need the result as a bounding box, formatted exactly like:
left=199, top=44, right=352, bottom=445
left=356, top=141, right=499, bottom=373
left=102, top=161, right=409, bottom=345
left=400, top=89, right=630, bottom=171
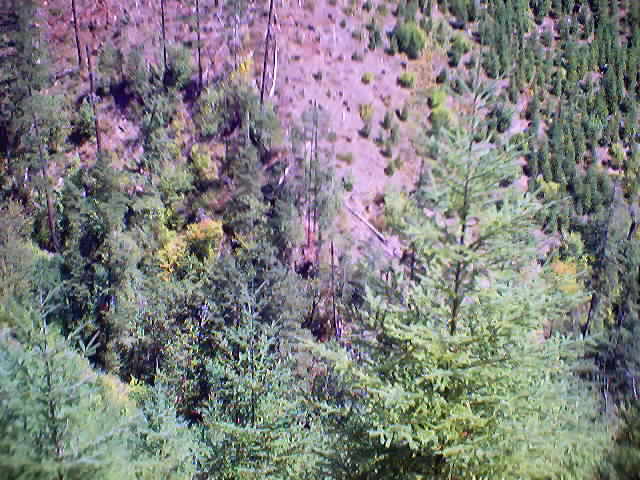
left=2, top=0, right=640, bottom=478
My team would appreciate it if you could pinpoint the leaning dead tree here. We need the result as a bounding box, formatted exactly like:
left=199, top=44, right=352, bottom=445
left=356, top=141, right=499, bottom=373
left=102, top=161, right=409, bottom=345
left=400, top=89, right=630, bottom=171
left=260, top=0, right=275, bottom=106
left=71, top=0, right=82, bottom=69
left=269, top=34, right=278, bottom=97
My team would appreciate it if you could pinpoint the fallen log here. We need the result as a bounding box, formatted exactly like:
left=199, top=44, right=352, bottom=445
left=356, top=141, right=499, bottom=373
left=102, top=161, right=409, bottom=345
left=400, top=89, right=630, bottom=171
left=345, top=203, right=387, bottom=244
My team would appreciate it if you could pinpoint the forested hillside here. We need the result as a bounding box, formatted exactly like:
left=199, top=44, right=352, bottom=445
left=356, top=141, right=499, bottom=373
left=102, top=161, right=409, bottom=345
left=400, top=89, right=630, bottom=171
left=2, top=0, right=640, bottom=478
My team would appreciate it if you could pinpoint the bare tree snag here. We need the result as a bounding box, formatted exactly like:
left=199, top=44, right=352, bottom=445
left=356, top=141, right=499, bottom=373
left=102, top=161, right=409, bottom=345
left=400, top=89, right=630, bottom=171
left=196, top=0, right=203, bottom=90
left=71, top=0, right=82, bottom=69
left=86, top=45, right=102, bottom=156
left=161, top=0, right=168, bottom=74
left=33, top=116, right=60, bottom=252
left=305, top=141, right=311, bottom=249
left=312, top=100, right=319, bottom=237
left=269, top=34, right=278, bottom=97
left=260, top=0, right=275, bottom=107
left=331, top=240, right=338, bottom=337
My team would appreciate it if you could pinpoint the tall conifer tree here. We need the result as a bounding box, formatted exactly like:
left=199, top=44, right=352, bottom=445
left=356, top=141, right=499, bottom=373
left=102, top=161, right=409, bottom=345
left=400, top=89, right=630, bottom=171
left=317, top=77, right=608, bottom=479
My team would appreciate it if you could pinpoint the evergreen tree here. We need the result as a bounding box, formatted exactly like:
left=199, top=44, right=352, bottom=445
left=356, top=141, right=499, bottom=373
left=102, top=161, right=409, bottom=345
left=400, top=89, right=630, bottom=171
left=200, top=261, right=324, bottom=479
left=318, top=81, right=608, bottom=479
left=0, top=307, right=135, bottom=479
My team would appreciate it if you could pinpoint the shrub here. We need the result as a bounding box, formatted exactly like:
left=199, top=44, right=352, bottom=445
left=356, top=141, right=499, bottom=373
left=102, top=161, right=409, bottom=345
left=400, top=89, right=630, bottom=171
left=363, top=0, right=373, bottom=11
left=165, top=45, right=193, bottom=89
left=342, top=173, right=354, bottom=192
left=376, top=3, right=388, bottom=15
left=368, top=27, right=383, bottom=50
left=430, top=106, right=452, bottom=132
left=397, top=71, right=415, bottom=88
left=190, top=143, right=218, bottom=181
left=382, top=111, right=393, bottom=130
left=359, top=103, right=374, bottom=123
left=427, top=87, right=446, bottom=109
left=73, top=98, right=95, bottom=143
left=392, top=22, right=426, bottom=59
left=336, top=152, right=354, bottom=164
left=159, top=163, right=195, bottom=205
left=452, top=33, right=471, bottom=55
left=390, top=124, right=400, bottom=144
left=361, top=72, right=374, bottom=84
left=387, top=35, right=399, bottom=55
left=359, top=122, right=372, bottom=138
left=381, top=141, right=393, bottom=157
left=450, top=77, right=464, bottom=95
left=195, top=86, right=224, bottom=137
left=436, top=68, right=448, bottom=84
left=490, top=104, right=513, bottom=134
left=384, top=161, right=395, bottom=176
left=397, top=103, right=409, bottom=121
left=125, top=46, right=149, bottom=98
left=448, top=48, right=462, bottom=67
left=366, top=19, right=383, bottom=50
left=185, top=218, right=223, bottom=260
left=157, top=232, right=188, bottom=278
left=99, top=41, right=124, bottom=87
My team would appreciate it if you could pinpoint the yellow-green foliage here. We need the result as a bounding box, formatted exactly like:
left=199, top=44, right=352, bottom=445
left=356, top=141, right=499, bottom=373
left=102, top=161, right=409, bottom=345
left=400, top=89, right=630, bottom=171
left=427, top=87, right=447, bottom=109
left=231, top=53, right=254, bottom=82
left=384, top=190, right=417, bottom=232
left=361, top=72, right=374, bottom=84
left=157, top=218, right=223, bottom=278
left=185, top=218, right=223, bottom=260
left=397, top=71, right=416, bottom=88
left=392, top=22, right=427, bottom=59
left=430, top=105, right=452, bottom=130
left=537, top=177, right=562, bottom=200
left=611, top=142, right=625, bottom=168
left=157, top=232, right=188, bottom=278
left=451, top=32, right=471, bottom=54
left=550, top=260, right=582, bottom=295
left=99, top=373, right=137, bottom=416
left=190, top=143, right=218, bottom=181
left=359, top=103, right=374, bottom=123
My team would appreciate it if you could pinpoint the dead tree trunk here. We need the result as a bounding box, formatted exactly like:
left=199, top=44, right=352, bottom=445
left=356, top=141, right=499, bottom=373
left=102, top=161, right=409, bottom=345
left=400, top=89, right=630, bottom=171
left=195, top=0, right=203, bottom=90
left=313, top=100, right=319, bottom=238
left=71, top=0, right=82, bottom=69
left=260, top=0, right=275, bottom=107
left=33, top=116, right=60, bottom=253
left=269, top=33, right=278, bottom=97
left=161, top=0, right=168, bottom=74
left=86, top=45, right=102, bottom=156
left=305, top=136, right=311, bottom=249
left=331, top=241, right=338, bottom=337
